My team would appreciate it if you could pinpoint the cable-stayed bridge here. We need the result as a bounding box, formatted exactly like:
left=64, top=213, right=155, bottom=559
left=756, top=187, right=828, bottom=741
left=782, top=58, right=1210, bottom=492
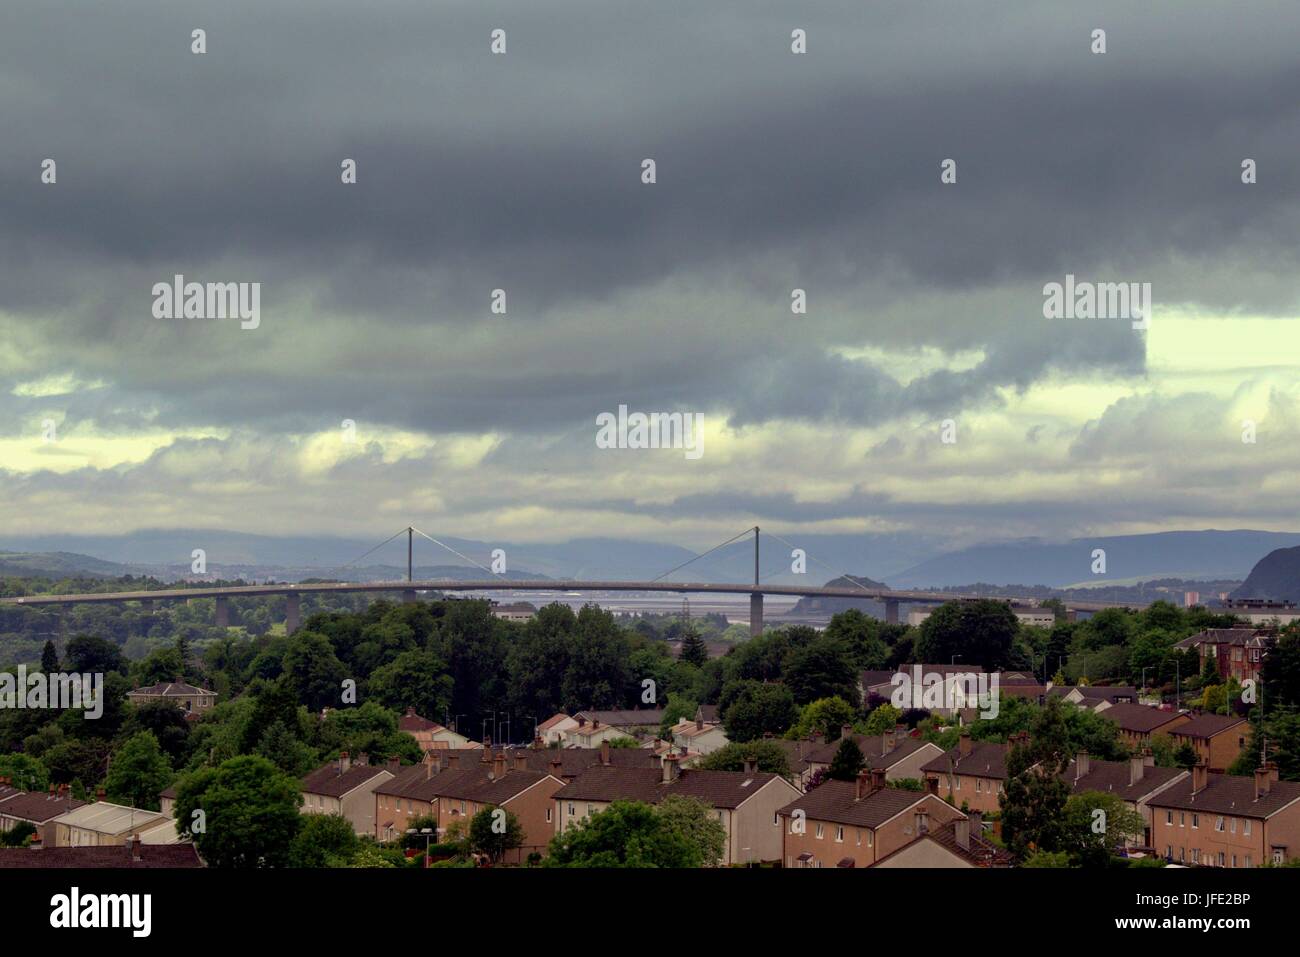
left=0, top=526, right=1148, bottom=635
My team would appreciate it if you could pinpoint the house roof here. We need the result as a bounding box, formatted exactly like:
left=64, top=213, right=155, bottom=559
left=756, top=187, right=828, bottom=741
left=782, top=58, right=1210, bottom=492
left=1064, top=758, right=1187, bottom=802
left=1173, top=628, right=1262, bottom=650
left=1146, top=772, right=1300, bottom=819
left=301, top=761, right=392, bottom=798
left=553, top=766, right=786, bottom=809
left=1170, top=714, right=1249, bottom=740
left=127, top=679, right=216, bottom=698
left=398, top=708, right=442, bottom=733
left=1100, top=703, right=1187, bottom=734
left=51, top=801, right=167, bottom=835
left=430, top=767, right=559, bottom=805
left=0, top=792, right=86, bottom=824
left=538, top=712, right=574, bottom=732
left=920, top=741, right=1010, bottom=780
left=871, top=819, right=1014, bottom=868
left=776, top=780, right=938, bottom=829
left=805, top=733, right=932, bottom=769
left=1074, top=685, right=1139, bottom=702
left=670, top=720, right=724, bottom=740
left=573, top=709, right=665, bottom=727
left=0, top=844, right=203, bottom=868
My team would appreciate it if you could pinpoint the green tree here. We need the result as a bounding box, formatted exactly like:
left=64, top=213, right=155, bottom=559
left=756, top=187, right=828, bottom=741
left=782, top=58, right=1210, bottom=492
left=468, top=805, right=525, bottom=864
left=678, top=630, right=709, bottom=668
left=174, top=755, right=303, bottom=867
left=368, top=646, right=455, bottom=718
left=999, top=698, right=1072, bottom=860
left=828, top=737, right=866, bottom=781
left=863, top=702, right=903, bottom=736
left=784, top=637, right=861, bottom=707
left=40, top=640, right=59, bottom=673
left=721, top=681, right=798, bottom=743
left=545, top=800, right=701, bottom=868
left=289, top=813, right=360, bottom=867
left=281, top=630, right=349, bottom=712
left=656, top=795, right=727, bottom=866
left=916, top=600, right=1019, bottom=670
left=789, top=697, right=857, bottom=742
left=104, top=731, right=172, bottom=810
left=1063, top=791, right=1146, bottom=867
left=697, top=740, right=792, bottom=778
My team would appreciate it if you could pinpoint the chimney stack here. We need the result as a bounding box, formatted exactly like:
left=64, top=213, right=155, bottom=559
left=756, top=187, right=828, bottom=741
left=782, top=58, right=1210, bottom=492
left=953, top=816, right=970, bottom=850
left=1192, top=758, right=1209, bottom=794
left=662, top=753, right=681, bottom=784
left=1129, top=752, right=1145, bottom=786
left=1075, top=751, right=1090, bottom=781
left=870, top=767, right=887, bottom=792
left=492, top=751, right=507, bottom=780
left=130, top=834, right=142, bottom=862
left=840, top=724, right=853, bottom=742
left=533, top=735, right=544, bottom=750
left=1255, top=763, right=1275, bottom=800
left=549, top=758, right=564, bottom=780
left=743, top=757, right=758, bottom=775
left=514, top=751, right=528, bottom=771
left=338, top=750, right=351, bottom=774
left=446, top=754, right=459, bottom=770
left=600, top=739, right=611, bottom=766
left=95, top=786, right=106, bottom=801
left=883, top=727, right=897, bottom=752
left=968, top=810, right=983, bottom=835
left=696, top=717, right=704, bottom=731
left=959, top=731, right=972, bottom=757
left=855, top=768, right=871, bottom=801
left=914, top=809, right=929, bottom=835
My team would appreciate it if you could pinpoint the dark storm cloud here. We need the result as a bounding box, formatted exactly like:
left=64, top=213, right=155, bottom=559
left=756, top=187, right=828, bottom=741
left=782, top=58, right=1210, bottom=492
left=0, top=0, right=1296, bottom=437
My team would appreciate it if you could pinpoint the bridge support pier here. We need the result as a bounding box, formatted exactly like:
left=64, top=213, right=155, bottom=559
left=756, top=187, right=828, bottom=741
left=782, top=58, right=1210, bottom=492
left=401, top=589, right=417, bottom=604
left=215, top=596, right=230, bottom=629
left=285, top=594, right=301, bottom=635
left=884, top=598, right=900, bottom=625
left=749, top=592, right=763, bottom=637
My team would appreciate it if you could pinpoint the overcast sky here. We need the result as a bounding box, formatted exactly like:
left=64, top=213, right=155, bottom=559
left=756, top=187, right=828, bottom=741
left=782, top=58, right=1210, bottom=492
left=1, top=0, right=1298, bottom=561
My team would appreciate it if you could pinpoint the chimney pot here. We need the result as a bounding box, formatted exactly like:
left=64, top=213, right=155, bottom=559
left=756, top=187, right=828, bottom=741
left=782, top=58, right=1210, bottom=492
left=958, top=731, right=972, bottom=757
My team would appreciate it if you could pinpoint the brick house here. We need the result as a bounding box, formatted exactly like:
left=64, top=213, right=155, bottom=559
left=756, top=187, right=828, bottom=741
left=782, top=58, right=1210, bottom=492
left=1148, top=762, right=1300, bottom=867
left=126, top=677, right=217, bottom=717
left=870, top=815, right=1013, bottom=868
left=0, top=785, right=86, bottom=846
left=1168, top=714, right=1250, bottom=773
left=301, top=752, right=395, bottom=836
left=554, top=755, right=800, bottom=864
left=432, top=751, right=564, bottom=864
left=804, top=726, right=943, bottom=786
left=1173, top=628, right=1272, bottom=685
left=777, top=768, right=966, bottom=868
left=397, top=708, right=477, bottom=750
left=920, top=733, right=1014, bottom=814
left=1064, top=751, right=1188, bottom=848
left=1099, top=703, right=1191, bottom=751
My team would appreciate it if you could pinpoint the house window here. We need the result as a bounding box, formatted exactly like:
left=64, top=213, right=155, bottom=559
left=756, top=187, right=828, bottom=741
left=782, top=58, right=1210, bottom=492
left=1244, top=820, right=1251, bottom=836
left=1179, top=812, right=1185, bottom=827
left=1230, top=818, right=1237, bottom=834
left=568, top=803, right=575, bottom=816
left=835, top=826, right=844, bottom=843
left=1245, top=855, right=1252, bottom=868
left=1165, top=845, right=1172, bottom=859
left=975, top=780, right=982, bottom=793
left=1191, top=848, right=1199, bottom=864
left=1179, top=847, right=1185, bottom=862
left=1165, top=810, right=1172, bottom=825
left=815, top=823, right=824, bottom=839
left=1272, top=849, right=1284, bottom=865
left=1218, top=852, right=1225, bottom=867
left=1191, top=814, right=1198, bottom=829
left=1215, top=817, right=1225, bottom=832
left=546, top=808, right=552, bottom=823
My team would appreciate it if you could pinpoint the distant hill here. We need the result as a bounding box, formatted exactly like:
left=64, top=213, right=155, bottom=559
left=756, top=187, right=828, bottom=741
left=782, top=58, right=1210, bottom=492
left=889, top=530, right=1300, bottom=589
left=784, top=575, right=891, bottom=617
left=0, top=551, right=129, bottom=579
left=1231, top=546, right=1300, bottom=603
